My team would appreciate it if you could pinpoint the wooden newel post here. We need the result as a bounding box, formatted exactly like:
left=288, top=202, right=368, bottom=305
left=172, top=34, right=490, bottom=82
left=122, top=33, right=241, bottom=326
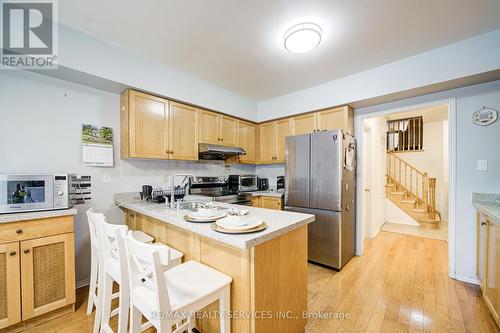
left=429, top=178, right=436, bottom=219
left=423, top=173, right=429, bottom=213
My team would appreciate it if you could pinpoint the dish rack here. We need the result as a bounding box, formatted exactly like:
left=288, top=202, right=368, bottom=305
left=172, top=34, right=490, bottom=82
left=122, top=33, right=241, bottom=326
left=146, top=187, right=186, bottom=204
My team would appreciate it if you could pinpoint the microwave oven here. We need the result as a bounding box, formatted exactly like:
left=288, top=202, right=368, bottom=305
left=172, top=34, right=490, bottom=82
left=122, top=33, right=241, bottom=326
left=228, top=174, right=258, bottom=192
left=0, top=174, right=71, bottom=214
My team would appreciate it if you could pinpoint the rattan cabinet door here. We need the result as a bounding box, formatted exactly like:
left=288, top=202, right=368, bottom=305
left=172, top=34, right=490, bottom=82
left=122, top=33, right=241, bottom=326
left=0, top=242, right=21, bottom=329
left=20, top=233, right=75, bottom=320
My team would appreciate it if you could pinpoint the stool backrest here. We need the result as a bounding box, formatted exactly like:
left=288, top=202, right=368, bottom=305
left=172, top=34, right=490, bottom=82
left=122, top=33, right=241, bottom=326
left=86, top=208, right=106, bottom=252
left=125, top=232, right=172, bottom=312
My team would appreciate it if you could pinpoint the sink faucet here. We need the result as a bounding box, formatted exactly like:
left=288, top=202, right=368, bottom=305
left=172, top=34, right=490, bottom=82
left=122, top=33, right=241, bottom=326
left=169, top=174, right=193, bottom=209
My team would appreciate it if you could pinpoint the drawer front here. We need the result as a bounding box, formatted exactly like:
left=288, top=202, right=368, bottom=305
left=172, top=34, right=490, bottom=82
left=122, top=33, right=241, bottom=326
left=0, top=216, right=73, bottom=244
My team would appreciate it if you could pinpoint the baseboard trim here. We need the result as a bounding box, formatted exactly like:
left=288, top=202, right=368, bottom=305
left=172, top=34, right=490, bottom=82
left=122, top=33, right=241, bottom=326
left=454, top=274, right=479, bottom=285
left=76, top=278, right=90, bottom=289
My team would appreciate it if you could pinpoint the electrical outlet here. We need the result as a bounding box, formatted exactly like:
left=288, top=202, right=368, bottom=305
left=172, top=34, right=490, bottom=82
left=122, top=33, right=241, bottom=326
left=477, top=160, right=488, bottom=171
left=102, top=173, right=111, bottom=183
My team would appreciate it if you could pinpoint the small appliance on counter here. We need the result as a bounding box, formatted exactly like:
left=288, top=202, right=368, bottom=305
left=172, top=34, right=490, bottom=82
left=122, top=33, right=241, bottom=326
left=277, top=176, right=285, bottom=191
left=228, top=175, right=258, bottom=193
left=257, top=178, right=269, bottom=191
left=0, top=174, right=72, bottom=214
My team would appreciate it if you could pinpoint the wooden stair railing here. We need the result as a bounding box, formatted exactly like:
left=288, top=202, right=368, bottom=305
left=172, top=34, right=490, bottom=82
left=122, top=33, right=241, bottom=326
left=386, top=152, right=440, bottom=224
left=386, top=116, right=423, bottom=152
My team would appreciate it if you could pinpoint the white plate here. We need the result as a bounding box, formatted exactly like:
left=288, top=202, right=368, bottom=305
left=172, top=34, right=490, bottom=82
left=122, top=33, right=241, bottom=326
left=215, top=216, right=264, bottom=231
left=188, top=211, right=226, bottom=220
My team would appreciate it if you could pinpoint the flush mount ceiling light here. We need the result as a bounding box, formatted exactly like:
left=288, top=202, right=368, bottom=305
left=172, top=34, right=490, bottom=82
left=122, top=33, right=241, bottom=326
left=284, top=22, right=322, bottom=53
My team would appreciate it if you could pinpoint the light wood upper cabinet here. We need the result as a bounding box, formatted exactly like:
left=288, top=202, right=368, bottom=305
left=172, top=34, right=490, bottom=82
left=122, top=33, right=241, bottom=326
left=122, top=90, right=169, bottom=159
left=220, top=115, right=237, bottom=146
left=275, top=119, right=292, bottom=163
left=0, top=242, right=21, bottom=329
left=237, top=121, right=256, bottom=164
left=258, top=119, right=292, bottom=164
left=317, top=106, right=354, bottom=134
left=258, top=122, right=276, bottom=164
left=121, top=90, right=199, bottom=161
left=485, top=220, right=500, bottom=324
left=199, top=111, right=238, bottom=146
left=199, top=110, right=220, bottom=145
left=293, top=113, right=317, bottom=135
left=169, top=102, right=199, bottom=161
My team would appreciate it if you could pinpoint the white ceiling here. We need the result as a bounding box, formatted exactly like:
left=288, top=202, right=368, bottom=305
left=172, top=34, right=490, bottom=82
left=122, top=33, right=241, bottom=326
left=59, top=0, right=500, bottom=101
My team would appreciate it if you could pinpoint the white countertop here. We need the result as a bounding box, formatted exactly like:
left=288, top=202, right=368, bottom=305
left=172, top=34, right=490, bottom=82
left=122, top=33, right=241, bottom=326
left=473, top=193, right=500, bottom=226
left=115, top=193, right=313, bottom=249
left=0, top=207, right=78, bottom=224
left=250, top=190, right=284, bottom=198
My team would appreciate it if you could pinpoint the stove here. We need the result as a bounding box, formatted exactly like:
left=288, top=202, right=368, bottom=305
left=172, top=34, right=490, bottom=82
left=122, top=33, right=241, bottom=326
left=189, top=176, right=252, bottom=206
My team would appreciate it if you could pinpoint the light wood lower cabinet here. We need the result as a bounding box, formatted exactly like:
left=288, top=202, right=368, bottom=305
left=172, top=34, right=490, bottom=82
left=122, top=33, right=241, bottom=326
left=476, top=212, right=500, bottom=327
left=0, top=242, right=21, bottom=329
left=251, top=196, right=283, bottom=210
left=0, top=216, right=75, bottom=330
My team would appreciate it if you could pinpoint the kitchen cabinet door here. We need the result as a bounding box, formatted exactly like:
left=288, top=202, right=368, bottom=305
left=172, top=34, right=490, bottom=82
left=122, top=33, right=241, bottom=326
left=20, top=233, right=75, bottom=320
left=199, top=110, right=220, bottom=145
left=317, top=106, right=354, bottom=134
left=128, top=91, right=169, bottom=159
left=251, top=196, right=260, bottom=207
left=0, top=242, right=21, bottom=329
left=258, top=122, right=276, bottom=164
left=169, top=102, right=199, bottom=161
left=237, top=121, right=256, bottom=164
left=293, top=113, right=317, bottom=135
left=220, top=115, right=238, bottom=146
left=478, top=213, right=488, bottom=289
left=260, top=197, right=283, bottom=210
left=275, top=119, right=292, bottom=163
left=485, top=220, right=500, bottom=324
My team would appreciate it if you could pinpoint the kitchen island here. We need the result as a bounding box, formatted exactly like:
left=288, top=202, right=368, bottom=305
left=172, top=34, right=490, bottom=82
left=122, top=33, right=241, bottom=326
left=116, top=193, right=314, bottom=333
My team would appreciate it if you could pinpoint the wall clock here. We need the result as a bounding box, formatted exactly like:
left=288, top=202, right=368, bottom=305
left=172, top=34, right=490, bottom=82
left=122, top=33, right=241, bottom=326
left=473, top=107, right=497, bottom=126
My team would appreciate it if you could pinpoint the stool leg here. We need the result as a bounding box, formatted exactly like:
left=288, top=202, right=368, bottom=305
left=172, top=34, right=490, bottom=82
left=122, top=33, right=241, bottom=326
left=100, top=273, right=113, bottom=332
left=219, top=286, right=231, bottom=333
left=117, top=283, right=129, bottom=333
left=93, top=271, right=105, bottom=333
left=130, top=304, right=142, bottom=333
left=87, top=251, right=98, bottom=315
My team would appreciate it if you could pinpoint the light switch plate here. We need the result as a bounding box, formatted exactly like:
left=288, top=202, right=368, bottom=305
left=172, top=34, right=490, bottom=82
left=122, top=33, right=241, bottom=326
left=477, top=160, right=488, bottom=171
left=102, top=173, right=111, bottom=183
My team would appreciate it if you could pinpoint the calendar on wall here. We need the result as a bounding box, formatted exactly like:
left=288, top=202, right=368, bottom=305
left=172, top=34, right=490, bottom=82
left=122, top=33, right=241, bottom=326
left=81, top=124, right=114, bottom=167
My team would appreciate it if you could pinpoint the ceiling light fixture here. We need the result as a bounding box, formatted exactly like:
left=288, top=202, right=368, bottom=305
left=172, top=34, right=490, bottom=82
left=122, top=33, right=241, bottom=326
left=284, top=22, right=322, bottom=53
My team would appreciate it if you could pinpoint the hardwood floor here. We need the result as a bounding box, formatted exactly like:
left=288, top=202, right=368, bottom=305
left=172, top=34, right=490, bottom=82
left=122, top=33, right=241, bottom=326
left=306, top=231, right=498, bottom=333
left=12, top=231, right=498, bottom=333
left=381, top=222, right=448, bottom=241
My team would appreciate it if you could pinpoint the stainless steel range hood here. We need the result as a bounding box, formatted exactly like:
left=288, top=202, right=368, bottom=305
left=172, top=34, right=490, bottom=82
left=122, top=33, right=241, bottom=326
left=198, top=143, right=246, bottom=160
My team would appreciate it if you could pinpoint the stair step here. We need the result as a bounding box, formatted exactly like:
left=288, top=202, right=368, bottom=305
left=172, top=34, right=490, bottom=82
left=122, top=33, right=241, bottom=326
left=412, top=208, right=426, bottom=213
left=401, top=198, right=416, bottom=204
left=386, top=183, right=396, bottom=188
left=391, top=191, right=405, bottom=196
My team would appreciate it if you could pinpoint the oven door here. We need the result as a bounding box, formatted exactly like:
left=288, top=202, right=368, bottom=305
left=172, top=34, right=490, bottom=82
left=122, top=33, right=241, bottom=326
left=0, top=175, right=54, bottom=213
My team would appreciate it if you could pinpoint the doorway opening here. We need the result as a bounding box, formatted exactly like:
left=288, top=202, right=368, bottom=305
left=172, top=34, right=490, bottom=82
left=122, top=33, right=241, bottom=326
left=359, top=101, right=452, bottom=246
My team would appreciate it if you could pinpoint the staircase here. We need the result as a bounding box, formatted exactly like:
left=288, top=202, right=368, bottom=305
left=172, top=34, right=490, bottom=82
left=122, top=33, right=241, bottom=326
left=386, top=152, right=441, bottom=229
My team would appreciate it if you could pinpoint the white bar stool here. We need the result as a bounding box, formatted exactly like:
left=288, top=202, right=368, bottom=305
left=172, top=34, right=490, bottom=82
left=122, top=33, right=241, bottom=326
left=94, top=219, right=184, bottom=333
left=86, top=209, right=155, bottom=317
left=125, top=232, right=232, bottom=333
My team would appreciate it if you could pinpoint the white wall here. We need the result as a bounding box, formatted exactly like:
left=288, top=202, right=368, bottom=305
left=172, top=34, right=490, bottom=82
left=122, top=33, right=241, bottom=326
left=255, top=164, right=285, bottom=189
left=356, top=79, right=500, bottom=283
left=257, top=29, right=500, bottom=121
left=0, top=70, right=255, bottom=286
left=57, top=24, right=257, bottom=121
left=385, top=200, right=420, bottom=226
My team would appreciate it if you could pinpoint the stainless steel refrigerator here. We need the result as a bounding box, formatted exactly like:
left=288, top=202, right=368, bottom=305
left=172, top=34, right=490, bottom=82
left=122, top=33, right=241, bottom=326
left=285, top=129, right=356, bottom=269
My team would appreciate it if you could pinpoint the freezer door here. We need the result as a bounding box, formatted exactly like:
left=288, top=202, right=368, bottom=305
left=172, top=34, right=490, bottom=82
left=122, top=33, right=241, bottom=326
left=285, top=134, right=310, bottom=208
left=285, top=206, right=341, bottom=269
left=310, top=130, right=342, bottom=211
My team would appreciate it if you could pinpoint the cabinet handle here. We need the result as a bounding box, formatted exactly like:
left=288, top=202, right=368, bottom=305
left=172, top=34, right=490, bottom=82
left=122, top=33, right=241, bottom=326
left=9, top=251, right=16, bottom=256
left=24, top=249, right=30, bottom=254
left=16, top=229, right=23, bottom=234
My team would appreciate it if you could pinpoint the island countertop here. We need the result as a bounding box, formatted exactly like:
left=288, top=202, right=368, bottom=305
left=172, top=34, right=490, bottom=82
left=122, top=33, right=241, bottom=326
left=115, top=192, right=314, bottom=249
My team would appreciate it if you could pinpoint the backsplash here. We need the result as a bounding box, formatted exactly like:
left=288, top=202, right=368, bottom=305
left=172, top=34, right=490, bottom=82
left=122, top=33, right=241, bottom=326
left=255, top=163, right=285, bottom=188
